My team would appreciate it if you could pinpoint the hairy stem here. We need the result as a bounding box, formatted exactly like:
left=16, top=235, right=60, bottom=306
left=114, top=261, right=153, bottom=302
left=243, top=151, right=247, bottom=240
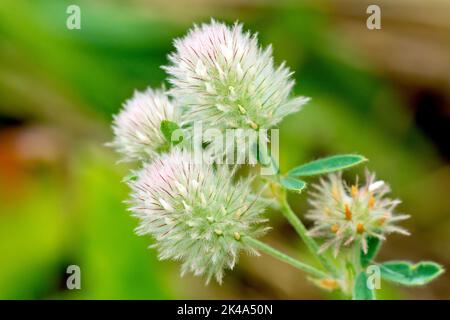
left=244, top=236, right=328, bottom=279
left=278, top=191, right=338, bottom=278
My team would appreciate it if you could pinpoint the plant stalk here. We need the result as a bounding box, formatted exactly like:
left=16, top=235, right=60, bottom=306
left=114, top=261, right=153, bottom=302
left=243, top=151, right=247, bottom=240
left=258, top=151, right=338, bottom=278
left=278, top=191, right=338, bottom=278
left=244, top=236, right=328, bottom=279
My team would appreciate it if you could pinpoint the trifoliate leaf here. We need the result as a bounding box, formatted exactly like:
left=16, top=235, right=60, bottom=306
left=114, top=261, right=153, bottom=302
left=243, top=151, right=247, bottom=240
left=280, top=177, right=307, bottom=193
left=288, top=154, right=367, bottom=177
left=380, top=261, right=444, bottom=286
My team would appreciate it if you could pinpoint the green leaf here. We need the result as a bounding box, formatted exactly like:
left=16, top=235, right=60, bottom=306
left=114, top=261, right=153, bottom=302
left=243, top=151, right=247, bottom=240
left=288, top=154, right=367, bottom=177
left=160, top=120, right=182, bottom=145
left=353, top=272, right=375, bottom=300
left=280, top=177, right=307, bottom=193
left=380, top=261, right=444, bottom=286
left=360, top=236, right=382, bottom=268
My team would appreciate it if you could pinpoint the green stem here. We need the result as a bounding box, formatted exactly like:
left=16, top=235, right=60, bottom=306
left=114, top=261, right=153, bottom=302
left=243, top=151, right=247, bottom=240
left=244, top=236, right=328, bottom=279
left=278, top=191, right=338, bottom=278
left=347, top=243, right=362, bottom=297
left=257, top=150, right=338, bottom=278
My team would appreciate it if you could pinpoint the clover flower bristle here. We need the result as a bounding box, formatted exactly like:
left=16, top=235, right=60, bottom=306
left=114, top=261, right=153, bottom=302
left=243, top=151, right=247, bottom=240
left=306, top=170, right=410, bottom=257
left=164, top=19, right=308, bottom=131
left=110, top=88, right=177, bottom=161
left=128, top=149, right=269, bottom=283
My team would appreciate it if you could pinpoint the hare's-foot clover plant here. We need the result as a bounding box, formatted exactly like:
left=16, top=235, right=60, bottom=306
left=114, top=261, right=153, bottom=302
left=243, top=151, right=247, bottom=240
left=110, top=20, right=443, bottom=299
left=129, top=149, right=269, bottom=284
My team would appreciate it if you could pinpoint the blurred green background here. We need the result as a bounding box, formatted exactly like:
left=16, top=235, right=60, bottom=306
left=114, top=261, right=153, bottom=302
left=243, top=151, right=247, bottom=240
left=1, top=0, right=449, bottom=299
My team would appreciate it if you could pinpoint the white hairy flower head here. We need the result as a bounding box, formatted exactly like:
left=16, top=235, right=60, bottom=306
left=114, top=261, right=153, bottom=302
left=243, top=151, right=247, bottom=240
left=128, top=149, right=269, bottom=283
left=110, top=88, right=177, bottom=161
left=306, top=170, right=410, bottom=256
left=164, top=20, right=308, bottom=132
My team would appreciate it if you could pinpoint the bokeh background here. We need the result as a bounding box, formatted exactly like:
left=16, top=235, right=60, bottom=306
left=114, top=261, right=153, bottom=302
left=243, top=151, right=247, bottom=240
left=1, top=0, right=449, bottom=299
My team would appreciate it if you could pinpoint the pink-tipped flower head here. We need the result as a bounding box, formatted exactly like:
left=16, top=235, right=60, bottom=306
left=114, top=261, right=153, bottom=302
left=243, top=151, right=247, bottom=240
left=128, top=149, right=269, bottom=283
left=164, top=19, right=308, bottom=132
left=111, top=88, right=177, bottom=161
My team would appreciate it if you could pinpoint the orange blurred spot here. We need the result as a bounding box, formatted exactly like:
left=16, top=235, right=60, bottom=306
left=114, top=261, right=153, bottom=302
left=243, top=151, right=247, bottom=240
left=319, top=278, right=339, bottom=290
left=345, top=204, right=352, bottom=220
left=357, top=223, right=365, bottom=234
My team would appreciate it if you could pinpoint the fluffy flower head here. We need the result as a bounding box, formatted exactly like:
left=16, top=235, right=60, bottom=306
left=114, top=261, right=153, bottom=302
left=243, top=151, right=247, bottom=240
left=128, top=149, right=269, bottom=283
left=307, top=171, right=410, bottom=256
left=111, top=88, right=177, bottom=161
left=164, top=20, right=308, bottom=131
